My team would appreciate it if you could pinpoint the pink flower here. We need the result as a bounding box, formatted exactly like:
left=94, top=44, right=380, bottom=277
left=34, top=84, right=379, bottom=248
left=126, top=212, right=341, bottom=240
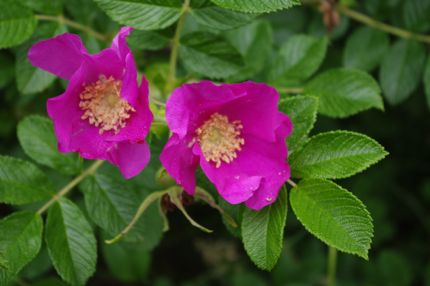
left=160, top=81, right=293, bottom=210
left=28, top=27, right=152, bottom=178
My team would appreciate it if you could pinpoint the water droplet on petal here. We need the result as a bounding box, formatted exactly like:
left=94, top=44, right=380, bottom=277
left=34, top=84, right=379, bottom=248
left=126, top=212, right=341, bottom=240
left=266, top=197, right=273, bottom=202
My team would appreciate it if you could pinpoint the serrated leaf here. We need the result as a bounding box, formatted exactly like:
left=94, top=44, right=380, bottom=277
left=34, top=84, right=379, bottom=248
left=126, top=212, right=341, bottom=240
left=0, top=155, right=54, bottom=205
left=0, top=212, right=43, bottom=285
left=127, top=29, right=172, bottom=51
left=304, top=68, right=384, bottom=118
left=380, top=40, right=426, bottom=105
left=45, top=199, right=97, bottom=286
left=270, top=35, right=328, bottom=84
left=210, top=0, right=300, bottom=13
left=343, top=27, right=389, bottom=72
left=191, top=5, right=255, bottom=31
left=94, top=0, right=182, bottom=30
left=17, top=115, right=82, bottom=175
left=80, top=165, right=163, bottom=248
left=179, top=31, right=244, bottom=78
left=279, top=95, right=318, bottom=153
left=16, top=22, right=66, bottom=95
left=424, top=56, right=430, bottom=109
left=290, top=179, right=373, bottom=259
left=290, top=131, right=387, bottom=179
left=241, top=189, right=288, bottom=270
left=226, top=20, right=273, bottom=81
left=0, top=0, right=37, bottom=48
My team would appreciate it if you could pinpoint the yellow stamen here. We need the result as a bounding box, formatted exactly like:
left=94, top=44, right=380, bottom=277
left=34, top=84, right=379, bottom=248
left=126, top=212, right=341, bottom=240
left=193, top=113, right=244, bottom=168
left=79, top=75, right=135, bottom=134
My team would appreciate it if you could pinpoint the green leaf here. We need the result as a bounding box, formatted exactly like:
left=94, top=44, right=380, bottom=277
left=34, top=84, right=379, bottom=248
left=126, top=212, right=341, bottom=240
left=423, top=56, right=430, bottom=109
left=279, top=95, right=318, bottom=153
left=343, top=27, right=389, bottom=72
left=226, top=20, right=273, bottom=81
left=0, top=254, right=7, bottom=270
left=290, top=179, right=373, bottom=259
left=80, top=165, right=164, bottom=248
left=0, top=155, right=54, bottom=205
left=241, top=188, right=288, bottom=270
left=210, top=0, right=300, bottom=13
left=15, top=22, right=66, bottom=95
left=0, top=0, right=37, bottom=48
left=102, top=235, right=151, bottom=283
left=0, top=212, right=43, bottom=285
left=21, top=0, right=63, bottom=14
left=94, top=0, right=182, bottom=30
left=127, top=29, right=172, bottom=51
left=45, top=199, right=97, bottom=286
left=17, top=115, right=82, bottom=175
left=179, top=31, right=244, bottom=78
left=304, top=68, right=384, bottom=118
left=270, top=35, right=328, bottom=84
left=191, top=5, right=255, bottom=31
left=290, top=131, right=388, bottom=179
left=403, top=0, right=430, bottom=33
left=379, top=40, right=426, bottom=105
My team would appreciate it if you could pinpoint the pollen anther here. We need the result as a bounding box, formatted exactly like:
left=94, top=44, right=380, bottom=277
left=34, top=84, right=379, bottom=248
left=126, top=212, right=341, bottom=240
left=194, top=113, right=244, bottom=168
left=79, top=75, right=135, bottom=134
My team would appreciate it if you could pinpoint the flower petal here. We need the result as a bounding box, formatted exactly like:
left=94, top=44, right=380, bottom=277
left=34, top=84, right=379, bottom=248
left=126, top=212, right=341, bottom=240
left=28, top=33, right=87, bottom=80
left=111, top=26, right=133, bottom=62
left=160, top=134, right=199, bottom=195
left=107, top=141, right=150, bottom=179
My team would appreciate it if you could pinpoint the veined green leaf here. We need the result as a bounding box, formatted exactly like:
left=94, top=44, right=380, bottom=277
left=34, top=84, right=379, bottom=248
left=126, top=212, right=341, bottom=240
left=17, top=115, right=82, bottom=175
left=279, top=95, right=318, bottom=153
left=45, top=199, right=97, bottom=286
left=179, top=31, right=244, bottom=79
left=210, top=0, right=300, bottom=13
left=290, top=179, right=373, bottom=259
left=290, top=131, right=388, bottom=179
left=0, top=212, right=43, bottom=285
left=0, top=155, right=54, bottom=205
left=343, top=27, right=389, bottom=72
left=80, top=165, right=164, bottom=248
left=270, top=35, right=328, bottom=84
left=241, top=189, right=288, bottom=270
left=94, top=0, right=182, bottom=30
left=380, top=40, right=426, bottom=105
left=191, top=5, right=255, bottom=30
left=305, top=68, right=384, bottom=118
left=0, top=0, right=36, bottom=48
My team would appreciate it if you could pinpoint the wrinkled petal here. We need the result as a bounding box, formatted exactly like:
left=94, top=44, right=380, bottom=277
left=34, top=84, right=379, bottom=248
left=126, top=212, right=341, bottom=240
left=160, top=134, right=199, bottom=195
left=196, top=128, right=290, bottom=210
left=28, top=33, right=87, bottom=80
left=111, top=26, right=133, bottom=62
left=107, top=141, right=150, bottom=179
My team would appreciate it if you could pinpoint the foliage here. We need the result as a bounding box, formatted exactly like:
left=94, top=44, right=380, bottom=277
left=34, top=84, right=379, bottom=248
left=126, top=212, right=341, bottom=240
left=0, top=0, right=428, bottom=285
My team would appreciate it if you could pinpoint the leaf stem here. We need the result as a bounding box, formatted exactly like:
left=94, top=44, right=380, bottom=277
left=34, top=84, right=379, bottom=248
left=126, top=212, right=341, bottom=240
left=327, top=246, right=338, bottom=286
left=105, top=190, right=169, bottom=244
left=337, top=6, right=430, bottom=45
left=35, top=15, right=109, bottom=42
left=277, top=87, right=305, bottom=94
left=287, top=179, right=297, bottom=188
left=166, top=0, right=191, bottom=93
left=36, top=160, right=104, bottom=215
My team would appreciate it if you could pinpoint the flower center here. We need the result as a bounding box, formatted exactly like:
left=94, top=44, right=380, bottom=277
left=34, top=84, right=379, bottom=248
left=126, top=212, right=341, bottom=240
left=79, top=75, right=135, bottom=134
left=194, top=113, right=244, bottom=168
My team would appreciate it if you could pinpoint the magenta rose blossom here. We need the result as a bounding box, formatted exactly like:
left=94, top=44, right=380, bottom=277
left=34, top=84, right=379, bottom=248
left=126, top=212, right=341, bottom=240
left=160, top=81, right=293, bottom=210
left=28, top=27, right=152, bottom=178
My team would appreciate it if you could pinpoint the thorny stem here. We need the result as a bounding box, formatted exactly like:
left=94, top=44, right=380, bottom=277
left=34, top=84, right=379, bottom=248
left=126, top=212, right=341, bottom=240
left=327, top=247, right=338, bottom=286
left=35, top=15, right=109, bottom=42
left=105, top=190, right=169, bottom=244
left=36, top=160, right=104, bottom=215
left=166, top=0, right=191, bottom=93
left=337, top=6, right=430, bottom=45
